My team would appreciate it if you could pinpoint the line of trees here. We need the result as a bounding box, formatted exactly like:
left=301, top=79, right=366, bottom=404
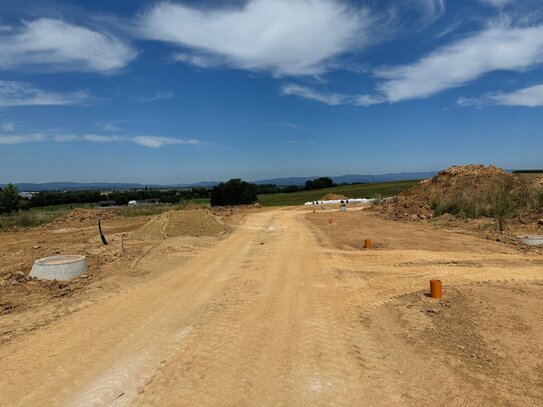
left=0, top=184, right=213, bottom=214
left=2, top=176, right=346, bottom=213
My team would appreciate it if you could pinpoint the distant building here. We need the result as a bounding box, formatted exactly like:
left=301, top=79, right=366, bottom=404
left=19, top=192, right=37, bottom=199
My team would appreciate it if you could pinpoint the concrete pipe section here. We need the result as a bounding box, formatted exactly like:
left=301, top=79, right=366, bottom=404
left=519, top=235, right=543, bottom=246
left=30, top=255, right=88, bottom=281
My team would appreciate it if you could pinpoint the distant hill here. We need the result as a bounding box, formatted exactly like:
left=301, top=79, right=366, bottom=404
left=254, top=172, right=437, bottom=186
left=3, top=172, right=436, bottom=192
left=3, top=181, right=220, bottom=192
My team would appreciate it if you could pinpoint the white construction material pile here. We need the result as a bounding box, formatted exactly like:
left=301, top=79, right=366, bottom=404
left=304, top=198, right=375, bottom=206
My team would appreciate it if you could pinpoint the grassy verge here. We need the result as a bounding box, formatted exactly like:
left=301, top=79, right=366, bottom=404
left=0, top=210, right=67, bottom=230
left=257, top=180, right=420, bottom=206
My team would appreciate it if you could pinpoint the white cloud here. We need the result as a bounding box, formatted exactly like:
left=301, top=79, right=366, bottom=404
left=133, top=91, right=175, bottom=103
left=172, top=53, right=220, bottom=69
left=282, top=84, right=384, bottom=106
left=0, top=133, right=45, bottom=144
left=282, top=84, right=351, bottom=105
left=283, top=22, right=543, bottom=107
left=0, top=80, right=90, bottom=108
left=53, top=134, right=200, bottom=148
left=375, top=24, right=543, bottom=102
left=459, top=84, right=543, bottom=107
left=412, top=0, right=446, bottom=23
left=99, top=121, right=123, bottom=132
left=479, top=0, right=513, bottom=9
left=132, top=136, right=200, bottom=148
left=54, top=134, right=123, bottom=143
left=0, top=18, right=136, bottom=73
left=140, top=0, right=375, bottom=76
left=0, top=121, right=15, bottom=131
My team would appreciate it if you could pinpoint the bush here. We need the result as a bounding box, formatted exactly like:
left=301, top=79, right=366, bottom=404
left=432, top=174, right=539, bottom=230
left=0, top=210, right=65, bottom=230
left=210, top=179, right=257, bottom=206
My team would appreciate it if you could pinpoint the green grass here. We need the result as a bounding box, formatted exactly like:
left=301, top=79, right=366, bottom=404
left=257, top=180, right=420, bottom=206
left=0, top=210, right=66, bottom=230
left=29, top=203, right=94, bottom=212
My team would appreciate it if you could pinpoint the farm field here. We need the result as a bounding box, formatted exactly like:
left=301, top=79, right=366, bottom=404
left=257, top=179, right=420, bottom=206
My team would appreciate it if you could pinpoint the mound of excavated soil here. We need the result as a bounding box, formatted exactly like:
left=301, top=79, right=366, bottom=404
left=131, top=209, right=226, bottom=240
left=383, top=165, right=509, bottom=221
left=531, top=174, right=543, bottom=189
left=320, top=193, right=349, bottom=201
left=50, top=208, right=120, bottom=227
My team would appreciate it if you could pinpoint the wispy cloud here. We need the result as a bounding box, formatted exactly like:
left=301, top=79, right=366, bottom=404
left=0, top=81, right=90, bottom=108
left=374, top=23, right=543, bottom=103
left=282, top=84, right=383, bottom=106
left=264, top=122, right=311, bottom=131
left=131, top=136, right=199, bottom=148
left=133, top=91, right=174, bottom=103
left=0, top=131, right=200, bottom=148
left=458, top=84, right=543, bottom=107
left=97, top=121, right=123, bottom=132
left=0, top=133, right=45, bottom=144
left=0, top=18, right=136, bottom=73
left=284, top=22, right=543, bottom=106
left=0, top=121, right=15, bottom=131
left=479, top=0, right=513, bottom=9
left=140, top=0, right=376, bottom=76
left=53, top=134, right=124, bottom=143
left=55, top=134, right=200, bottom=148
left=412, top=0, right=446, bottom=24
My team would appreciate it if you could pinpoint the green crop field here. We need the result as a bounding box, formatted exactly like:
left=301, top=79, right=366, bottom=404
left=257, top=179, right=420, bottom=206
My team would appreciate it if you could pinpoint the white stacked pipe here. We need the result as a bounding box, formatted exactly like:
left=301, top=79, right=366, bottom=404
left=304, top=198, right=376, bottom=206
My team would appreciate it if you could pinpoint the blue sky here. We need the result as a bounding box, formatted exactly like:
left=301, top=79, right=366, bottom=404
left=1, top=0, right=542, bottom=184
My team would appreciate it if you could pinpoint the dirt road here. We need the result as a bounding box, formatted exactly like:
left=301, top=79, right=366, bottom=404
left=1, top=207, right=541, bottom=406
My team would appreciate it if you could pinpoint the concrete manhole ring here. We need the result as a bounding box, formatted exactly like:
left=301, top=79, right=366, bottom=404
left=30, top=255, right=88, bottom=281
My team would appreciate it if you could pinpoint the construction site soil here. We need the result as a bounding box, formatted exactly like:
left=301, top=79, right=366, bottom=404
left=320, top=193, right=349, bottom=201
left=0, top=199, right=541, bottom=405
left=131, top=209, right=227, bottom=240
left=382, top=165, right=510, bottom=221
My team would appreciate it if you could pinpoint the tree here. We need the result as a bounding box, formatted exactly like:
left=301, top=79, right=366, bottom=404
left=0, top=183, right=21, bottom=214
left=305, top=177, right=335, bottom=190
left=210, top=179, right=258, bottom=206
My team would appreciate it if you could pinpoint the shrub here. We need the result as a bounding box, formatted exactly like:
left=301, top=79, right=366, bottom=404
left=432, top=174, right=538, bottom=231
left=210, top=179, right=257, bottom=206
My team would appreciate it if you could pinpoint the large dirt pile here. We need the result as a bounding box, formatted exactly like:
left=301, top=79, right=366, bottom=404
left=383, top=165, right=509, bottom=221
left=131, top=209, right=226, bottom=240
left=531, top=174, right=543, bottom=190
left=51, top=208, right=119, bottom=227
left=320, top=193, right=349, bottom=201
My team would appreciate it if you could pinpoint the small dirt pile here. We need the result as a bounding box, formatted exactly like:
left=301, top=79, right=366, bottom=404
left=320, top=193, right=349, bottom=201
left=51, top=208, right=119, bottom=227
left=382, top=165, right=510, bottom=221
left=131, top=209, right=226, bottom=240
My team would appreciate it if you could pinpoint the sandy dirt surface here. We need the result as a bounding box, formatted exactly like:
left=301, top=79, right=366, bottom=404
left=0, top=207, right=542, bottom=406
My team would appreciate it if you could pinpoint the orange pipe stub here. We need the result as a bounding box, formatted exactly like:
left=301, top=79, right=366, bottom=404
left=328, top=218, right=333, bottom=224
left=363, top=239, right=372, bottom=249
left=430, top=279, right=442, bottom=299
